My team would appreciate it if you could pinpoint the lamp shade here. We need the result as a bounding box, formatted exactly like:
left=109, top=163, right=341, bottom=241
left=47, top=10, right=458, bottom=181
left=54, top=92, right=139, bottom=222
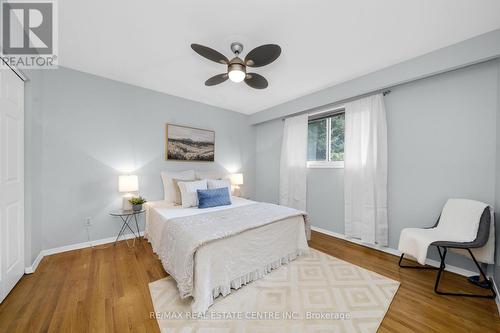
left=119, top=175, right=138, bottom=192
left=230, top=173, right=244, bottom=185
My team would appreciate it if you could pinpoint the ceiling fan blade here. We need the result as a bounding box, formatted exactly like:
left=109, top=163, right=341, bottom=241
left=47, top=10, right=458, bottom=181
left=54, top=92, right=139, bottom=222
left=205, top=73, right=228, bottom=86
left=191, top=44, right=229, bottom=64
left=244, top=73, right=268, bottom=89
left=245, top=44, right=281, bottom=67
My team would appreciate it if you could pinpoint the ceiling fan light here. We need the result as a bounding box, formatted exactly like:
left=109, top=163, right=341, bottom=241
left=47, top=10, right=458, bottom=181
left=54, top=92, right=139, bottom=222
left=228, top=63, right=246, bottom=83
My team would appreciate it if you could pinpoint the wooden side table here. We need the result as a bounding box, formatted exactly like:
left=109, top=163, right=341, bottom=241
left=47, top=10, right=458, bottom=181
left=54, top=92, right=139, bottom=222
left=110, top=209, right=145, bottom=247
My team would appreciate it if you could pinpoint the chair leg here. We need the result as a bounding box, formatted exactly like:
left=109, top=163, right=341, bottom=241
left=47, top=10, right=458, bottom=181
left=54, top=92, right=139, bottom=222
left=434, top=247, right=496, bottom=299
left=398, top=253, right=439, bottom=270
left=434, top=247, right=447, bottom=293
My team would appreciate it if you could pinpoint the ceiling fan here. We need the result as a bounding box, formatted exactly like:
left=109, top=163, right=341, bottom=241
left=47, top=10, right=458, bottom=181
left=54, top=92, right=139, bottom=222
left=191, top=42, right=281, bottom=89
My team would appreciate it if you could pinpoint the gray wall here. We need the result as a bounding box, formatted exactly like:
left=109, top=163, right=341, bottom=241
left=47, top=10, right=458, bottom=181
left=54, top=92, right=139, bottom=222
left=24, top=67, right=255, bottom=263
left=254, top=117, right=344, bottom=233
left=495, top=60, right=500, bottom=287
left=254, top=119, right=282, bottom=204
left=254, top=60, right=499, bottom=272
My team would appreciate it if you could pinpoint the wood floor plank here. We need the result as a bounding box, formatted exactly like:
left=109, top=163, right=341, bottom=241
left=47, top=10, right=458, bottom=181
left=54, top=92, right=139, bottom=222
left=0, top=232, right=499, bottom=332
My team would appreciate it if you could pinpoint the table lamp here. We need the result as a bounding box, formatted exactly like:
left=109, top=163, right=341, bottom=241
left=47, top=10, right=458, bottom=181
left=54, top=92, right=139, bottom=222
left=230, top=173, right=244, bottom=197
left=119, top=175, right=138, bottom=210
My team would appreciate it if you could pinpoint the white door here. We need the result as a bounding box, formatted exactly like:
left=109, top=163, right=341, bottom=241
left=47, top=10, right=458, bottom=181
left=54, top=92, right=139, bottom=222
left=0, top=67, right=24, bottom=303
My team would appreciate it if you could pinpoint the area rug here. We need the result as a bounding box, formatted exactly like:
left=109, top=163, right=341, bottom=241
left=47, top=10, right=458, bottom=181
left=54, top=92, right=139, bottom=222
left=149, top=248, right=399, bottom=333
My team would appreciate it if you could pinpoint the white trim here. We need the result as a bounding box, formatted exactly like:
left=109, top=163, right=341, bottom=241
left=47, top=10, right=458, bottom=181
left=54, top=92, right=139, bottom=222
left=24, top=231, right=144, bottom=274
left=24, top=251, right=44, bottom=274
left=492, top=278, right=500, bottom=316
left=311, top=226, right=478, bottom=276
left=307, top=109, right=345, bottom=169
left=307, top=160, right=344, bottom=168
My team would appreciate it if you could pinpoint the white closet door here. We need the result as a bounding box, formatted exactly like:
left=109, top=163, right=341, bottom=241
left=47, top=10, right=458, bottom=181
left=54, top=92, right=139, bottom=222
left=0, top=67, right=24, bottom=303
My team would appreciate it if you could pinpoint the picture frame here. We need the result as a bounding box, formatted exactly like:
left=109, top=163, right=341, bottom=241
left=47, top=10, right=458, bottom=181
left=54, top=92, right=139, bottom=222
left=165, top=124, right=215, bottom=162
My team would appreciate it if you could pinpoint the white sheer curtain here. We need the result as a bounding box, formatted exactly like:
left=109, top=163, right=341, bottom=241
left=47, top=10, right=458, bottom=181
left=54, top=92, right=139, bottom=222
left=279, top=114, right=308, bottom=211
left=344, top=94, right=388, bottom=246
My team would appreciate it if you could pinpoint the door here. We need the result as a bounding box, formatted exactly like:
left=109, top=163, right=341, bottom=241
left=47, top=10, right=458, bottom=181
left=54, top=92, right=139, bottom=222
left=0, top=67, right=24, bottom=303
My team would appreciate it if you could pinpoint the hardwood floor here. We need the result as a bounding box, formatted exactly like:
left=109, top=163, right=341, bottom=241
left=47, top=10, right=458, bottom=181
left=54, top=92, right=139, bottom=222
left=310, top=232, right=500, bottom=333
left=0, top=240, right=167, bottom=333
left=0, top=231, right=499, bottom=332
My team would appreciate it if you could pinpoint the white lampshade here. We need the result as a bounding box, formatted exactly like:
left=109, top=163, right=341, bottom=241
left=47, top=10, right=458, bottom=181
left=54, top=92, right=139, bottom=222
left=119, top=175, right=138, bottom=192
left=230, top=173, right=244, bottom=185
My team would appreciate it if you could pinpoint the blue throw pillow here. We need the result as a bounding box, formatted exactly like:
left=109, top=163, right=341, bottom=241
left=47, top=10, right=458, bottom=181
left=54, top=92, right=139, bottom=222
left=197, top=187, right=231, bottom=209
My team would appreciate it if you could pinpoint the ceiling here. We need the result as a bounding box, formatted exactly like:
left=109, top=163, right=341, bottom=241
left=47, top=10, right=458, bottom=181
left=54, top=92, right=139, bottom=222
left=59, top=0, right=500, bottom=114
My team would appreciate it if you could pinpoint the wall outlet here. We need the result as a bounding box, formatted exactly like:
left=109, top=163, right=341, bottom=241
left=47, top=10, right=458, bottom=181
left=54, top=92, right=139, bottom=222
left=84, top=217, right=92, bottom=227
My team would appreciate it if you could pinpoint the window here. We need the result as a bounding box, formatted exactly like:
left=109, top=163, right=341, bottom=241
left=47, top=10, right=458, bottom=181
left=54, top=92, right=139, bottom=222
left=307, top=111, right=345, bottom=168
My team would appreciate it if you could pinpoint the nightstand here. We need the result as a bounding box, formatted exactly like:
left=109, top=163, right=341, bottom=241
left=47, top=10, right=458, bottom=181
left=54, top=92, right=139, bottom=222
left=110, top=209, right=145, bottom=247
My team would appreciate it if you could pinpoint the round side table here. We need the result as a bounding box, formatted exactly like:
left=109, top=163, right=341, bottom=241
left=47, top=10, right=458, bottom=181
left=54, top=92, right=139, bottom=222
left=109, top=209, right=145, bottom=247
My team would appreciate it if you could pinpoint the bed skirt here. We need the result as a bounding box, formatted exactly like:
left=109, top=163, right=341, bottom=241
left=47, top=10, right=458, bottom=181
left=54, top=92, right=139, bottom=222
left=211, top=248, right=307, bottom=299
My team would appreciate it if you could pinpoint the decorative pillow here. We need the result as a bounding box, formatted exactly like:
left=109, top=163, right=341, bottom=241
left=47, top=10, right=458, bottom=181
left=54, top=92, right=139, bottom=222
left=197, top=188, right=232, bottom=209
left=177, top=179, right=208, bottom=208
left=172, top=178, right=186, bottom=205
left=195, top=170, right=226, bottom=180
left=207, top=178, right=232, bottom=197
left=161, top=170, right=195, bottom=203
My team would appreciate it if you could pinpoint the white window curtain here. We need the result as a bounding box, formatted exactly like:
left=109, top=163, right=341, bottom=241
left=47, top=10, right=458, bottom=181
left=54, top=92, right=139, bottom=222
left=279, top=114, right=308, bottom=211
left=344, top=94, right=388, bottom=246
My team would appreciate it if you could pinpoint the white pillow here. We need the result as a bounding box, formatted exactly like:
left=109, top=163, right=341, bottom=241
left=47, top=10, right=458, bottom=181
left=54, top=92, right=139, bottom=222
left=207, top=178, right=231, bottom=190
left=195, top=170, right=226, bottom=180
left=207, top=178, right=232, bottom=203
left=177, top=179, right=208, bottom=208
left=161, top=170, right=195, bottom=203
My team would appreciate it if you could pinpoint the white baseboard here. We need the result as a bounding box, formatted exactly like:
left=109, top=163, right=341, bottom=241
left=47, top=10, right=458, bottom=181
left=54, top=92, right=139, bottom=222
left=492, top=278, right=500, bottom=316
left=24, top=251, right=44, bottom=274
left=311, top=226, right=477, bottom=277
left=24, top=231, right=145, bottom=274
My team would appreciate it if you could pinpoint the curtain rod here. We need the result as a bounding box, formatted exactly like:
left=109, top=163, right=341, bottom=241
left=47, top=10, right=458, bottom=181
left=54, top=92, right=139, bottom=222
left=281, top=89, right=391, bottom=121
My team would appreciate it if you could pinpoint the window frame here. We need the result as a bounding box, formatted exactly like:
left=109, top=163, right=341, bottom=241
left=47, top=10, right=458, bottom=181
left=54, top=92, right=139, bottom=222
left=307, top=107, right=345, bottom=169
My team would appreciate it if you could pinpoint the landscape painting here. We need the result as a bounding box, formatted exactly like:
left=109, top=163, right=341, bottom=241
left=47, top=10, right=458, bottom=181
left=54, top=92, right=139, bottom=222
left=166, top=124, right=215, bottom=162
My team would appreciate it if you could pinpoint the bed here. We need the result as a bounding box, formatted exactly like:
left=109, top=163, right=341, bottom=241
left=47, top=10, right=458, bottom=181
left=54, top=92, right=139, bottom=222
left=145, top=196, right=310, bottom=313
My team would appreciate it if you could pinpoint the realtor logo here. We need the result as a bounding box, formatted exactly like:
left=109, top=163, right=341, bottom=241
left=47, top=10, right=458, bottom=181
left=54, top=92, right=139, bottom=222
left=1, top=0, right=57, bottom=68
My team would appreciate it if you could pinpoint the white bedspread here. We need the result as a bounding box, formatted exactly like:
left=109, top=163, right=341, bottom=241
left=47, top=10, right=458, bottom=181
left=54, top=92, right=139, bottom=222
left=145, top=197, right=255, bottom=250
left=145, top=197, right=310, bottom=313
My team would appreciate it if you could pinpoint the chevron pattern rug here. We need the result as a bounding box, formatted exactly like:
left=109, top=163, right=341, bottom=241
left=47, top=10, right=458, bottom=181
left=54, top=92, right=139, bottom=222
left=149, top=248, right=399, bottom=332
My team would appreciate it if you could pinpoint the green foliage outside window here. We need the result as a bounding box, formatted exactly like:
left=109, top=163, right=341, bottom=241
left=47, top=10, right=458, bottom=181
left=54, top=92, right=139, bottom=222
left=330, top=113, right=344, bottom=161
left=307, top=112, right=344, bottom=162
left=307, top=118, right=327, bottom=161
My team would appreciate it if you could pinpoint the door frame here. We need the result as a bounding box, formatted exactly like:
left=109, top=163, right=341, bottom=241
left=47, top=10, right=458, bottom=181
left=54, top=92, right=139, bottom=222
left=0, top=61, right=27, bottom=303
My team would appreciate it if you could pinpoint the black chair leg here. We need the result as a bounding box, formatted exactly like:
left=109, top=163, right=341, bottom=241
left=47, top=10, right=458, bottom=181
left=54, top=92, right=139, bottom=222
left=398, top=253, right=439, bottom=270
left=434, top=247, right=447, bottom=293
left=434, top=247, right=496, bottom=299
